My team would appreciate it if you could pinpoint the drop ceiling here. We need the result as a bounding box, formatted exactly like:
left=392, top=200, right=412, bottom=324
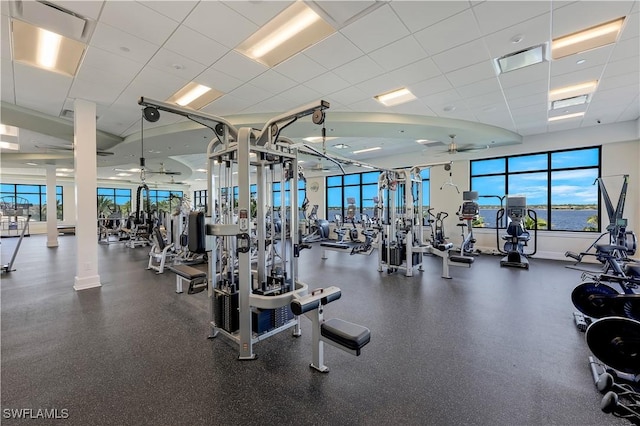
left=1, top=0, right=638, bottom=184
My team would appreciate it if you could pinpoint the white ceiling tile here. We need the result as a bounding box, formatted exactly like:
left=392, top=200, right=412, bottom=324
left=305, top=72, right=351, bottom=95
left=211, top=51, right=268, bottom=82
left=147, top=48, right=206, bottom=81
left=547, top=119, right=583, bottom=132
left=434, top=106, right=478, bottom=122
left=325, top=86, right=370, bottom=106
left=202, top=95, right=254, bottom=116
left=346, top=98, right=392, bottom=113
left=446, top=61, right=496, bottom=87
left=195, top=67, right=244, bottom=94
left=13, top=63, right=72, bottom=116
left=464, top=91, right=506, bottom=109
left=498, top=61, right=549, bottom=89
left=388, top=58, right=442, bottom=86
left=333, top=56, right=386, bottom=85
left=506, top=92, right=548, bottom=110
left=1, top=58, right=15, bottom=102
left=591, top=85, right=639, bottom=107
left=518, top=124, right=549, bottom=136
left=549, top=64, right=606, bottom=89
left=241, top=95, right=296, bottom=114
left=53, top=1, right=104, bottom=20
left=598, top=71, right=640, bottom=92
left=503, top=79, right=548, bottom=99
left=584, top=105, right=628, bottom=123
left=279, top=85, right=323, bottom=105
left=274, top=54, right=327, bottom=84
left=1, top=15, right=11, bottom=60
left=552, top=1, right=636, bottom=38
left=511, top=104, right=548, bottom=121
left=389, top=99, right=433, bottom=116
left=69, top=78, right=121, bottom=107
left=249, top=70, right=297, bottom=95
left=604, top=56, right=640, bottom=79
left=368, top=36, right=428, bottom=72
left=390, top=1, right=470, bottom=33
left=79, top=46, right=144, bottom=83
left=620, top=11, right=639, bottom=40
left=482, top=13, right=551, bottom=58
left=0, top=0, right=8, bottom=15
left=617, top=96, right=640, bottom=121
left=183, top=2, right=258, bottom=49
left=473, top=102, right=512, bottom=122
left=421, top=88, right=461, bottom=109
left=432, top=39, right=491, bottom=73
left=99, top=1, right=179, bottom=45
left=311, top=1, right=380, bottom=28
left=303, top=33, right=363, bottom=70
left=132, top=67, right=190, bottom=101
left=89, top=23, right=160, bottom=65
left=456, top=77, right=502, bottom=98
left=550, top=45, right=614, bottom=76
left=163, top=26, right=229, bottom=67
left=411, top=75, right=453, bottom=98
left=610, top=36, right=640, bottom=62
left=136, top=1, right=198, bottom=23
left=473, top=1, right=551, bottom=35
left=228, top=83, right=272, bottom=103
left=414, top=9, right=481, bottom=55
left=355, top=74, right=403, bottom=97
left=222, top=1, right=293, bottom=26
left=341, top=4, right=409, bottom=53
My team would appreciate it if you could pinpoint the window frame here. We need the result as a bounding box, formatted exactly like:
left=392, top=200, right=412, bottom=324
left=1, top=184, right=63, bottom=221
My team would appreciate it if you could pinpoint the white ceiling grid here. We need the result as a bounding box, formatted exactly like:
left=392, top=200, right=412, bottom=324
left=0, top=0, right=637, bottom=183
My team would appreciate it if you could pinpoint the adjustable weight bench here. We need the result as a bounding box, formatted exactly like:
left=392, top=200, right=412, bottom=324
left=291, top=286, right=370, bottom=372
left=168, top=264, right=207, bottom=294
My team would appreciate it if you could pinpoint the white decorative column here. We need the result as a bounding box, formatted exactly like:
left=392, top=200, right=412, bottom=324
left=45, top=164, right=59, bottom=248
left=73, top=99, right=101, bottom=291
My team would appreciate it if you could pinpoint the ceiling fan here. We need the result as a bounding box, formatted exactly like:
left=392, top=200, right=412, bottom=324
left=34, top=143, right=114, bottom=156
left=440, top=134, right=489, bottom=156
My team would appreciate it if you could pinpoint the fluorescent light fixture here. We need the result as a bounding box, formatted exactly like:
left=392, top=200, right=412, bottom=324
left=26, top=162, right=38, bottom=166
left=303, top=136, right=337, bottom=143
left=0, top=141, right=20, bottom=150
left=56, top=173, right=68, bottom=177
left=236, top=1, right=335, bottom=67
left=549, top=81, right=598, bottom=101
left=196, top=168, right=207, bottom=172
left=353, top=147, right=381, bottom=154
left=1, top=125, right=19, bottom=137
left=374, top=88, right=417, bottom=107
left=552, top=18, right=625, bottom=60
left=12, top=20, right=86, bottom=77
left=551, top=95, right=589, bottom=110
left=116, top=173, right=132, bottom=177
left=57, top=168, right=73, bottom=172
left=167, top=82, right=223, bottom=110
left=333, top=143, right=350, bottom=149
left=494, top=44, right=546, bottom=74
left=548, top=112, right=585, bottom=122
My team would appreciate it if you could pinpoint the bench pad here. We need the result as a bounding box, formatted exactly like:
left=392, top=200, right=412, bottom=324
left=449, top=255, right=474, bottom=264
left=321, top=318, right=370, bottom=353
left=169, top=264, right=206, bottom=279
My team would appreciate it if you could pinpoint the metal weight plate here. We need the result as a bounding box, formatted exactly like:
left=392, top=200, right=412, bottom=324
left=586, top=317, right=640, bottom=374
left=571, top=282, right=619, bottom=318
left=143, top=106, right=160, bottom=122
left=312, top=109, right=324, bottom=125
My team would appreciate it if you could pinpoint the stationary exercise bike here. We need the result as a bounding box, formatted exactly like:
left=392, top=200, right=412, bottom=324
left=456, top=191, right=479, bottom=256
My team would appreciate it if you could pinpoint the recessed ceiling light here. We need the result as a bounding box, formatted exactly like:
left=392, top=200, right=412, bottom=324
left=551, top=94, right=589, bottom=110
left=26, top=162, right=38, bottom=166
left=549, top=80, right=598, bottom=101
left=494, top=44, right=547, bottom=74
left=303, top=136, right=337, bottom=143
left=116, top=173, right=132, bottom=177
left=12, top=19, right=85, bottom=77
left=548, top=112, right=585, bottom=122
left=552, top=17, right=625, bottom=60
left=443, top=105, right=456, bottom=112
left=374, top=88, right=417, bottom=107
left=333, top=143, right=350, bottom=149
left=511, top=34, right=524, bottom=44
left=416, top=139, right=439, bottom=145
left=353, top=147, right=381, bottom=154
left=1, top=124, right=19, bottom=137
left=167, top=82, right=223, bottom=110
left=236, top=1, right=335, bottom=67
left=196, top=168, right=207, bottom=172
left=576, top=59, right=587, bottom=65
left=172, top=63, right=185, bottom=70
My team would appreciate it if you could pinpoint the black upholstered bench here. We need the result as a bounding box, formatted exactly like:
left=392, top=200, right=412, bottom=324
left=168, top=264, right=207, bottom=294
left=321, top=318, right=371, bottom=355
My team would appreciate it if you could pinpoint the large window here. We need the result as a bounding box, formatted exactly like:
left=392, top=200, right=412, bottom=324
left=326, top=171, right=381, bottom=221
left=1, top=184, right=63, bottom=221
left=194, top=190, right=207, bottom=211
left=97, top=188, right=131, bottom=215
left=470, top=147, right=600, bottom=231
left=147, top=190, right=183, bottom=212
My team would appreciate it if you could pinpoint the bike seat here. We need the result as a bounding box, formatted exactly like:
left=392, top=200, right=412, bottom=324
left=456, top=223, right=467, bottom=227
left=624, top=263, right=640, bottom=277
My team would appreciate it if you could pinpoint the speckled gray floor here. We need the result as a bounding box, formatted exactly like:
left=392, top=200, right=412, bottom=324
left=1, top=235, right=627, bottom=425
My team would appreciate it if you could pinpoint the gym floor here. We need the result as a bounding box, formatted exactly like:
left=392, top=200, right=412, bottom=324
left=1, top=235, right=627, bottom=425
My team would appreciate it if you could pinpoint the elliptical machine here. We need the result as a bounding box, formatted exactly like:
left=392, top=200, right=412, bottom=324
left=496, top=195, right=537, bottom=269
left=456, top=191, right=479, bottom=256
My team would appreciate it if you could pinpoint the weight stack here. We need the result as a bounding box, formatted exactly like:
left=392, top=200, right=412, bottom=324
left=214, top=291, right=239, bottom=333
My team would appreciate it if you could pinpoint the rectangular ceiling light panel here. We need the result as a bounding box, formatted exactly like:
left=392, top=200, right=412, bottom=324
left=12, top=19, right=85, bottom=76
left=549, top=80, right=598, bottom=102
left=236, top=1, right=335, bottom=67
left=548, top=112, right=585, bottom=122
left=167, top=82, right=223, bottom=110
left=495, top=44, right=546, bottom=74
left=353, top=147, right=381, bottom=154
left=551, top=94, right=588, bottom=110
left=552, top=17, right=625, bottom=60
left=374, top=88, right=417, bottom=107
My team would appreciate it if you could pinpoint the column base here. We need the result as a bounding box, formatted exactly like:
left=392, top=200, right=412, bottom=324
left=74, top=275, right=102, bottom=291
left=47, top=239, right=59, bottom=248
